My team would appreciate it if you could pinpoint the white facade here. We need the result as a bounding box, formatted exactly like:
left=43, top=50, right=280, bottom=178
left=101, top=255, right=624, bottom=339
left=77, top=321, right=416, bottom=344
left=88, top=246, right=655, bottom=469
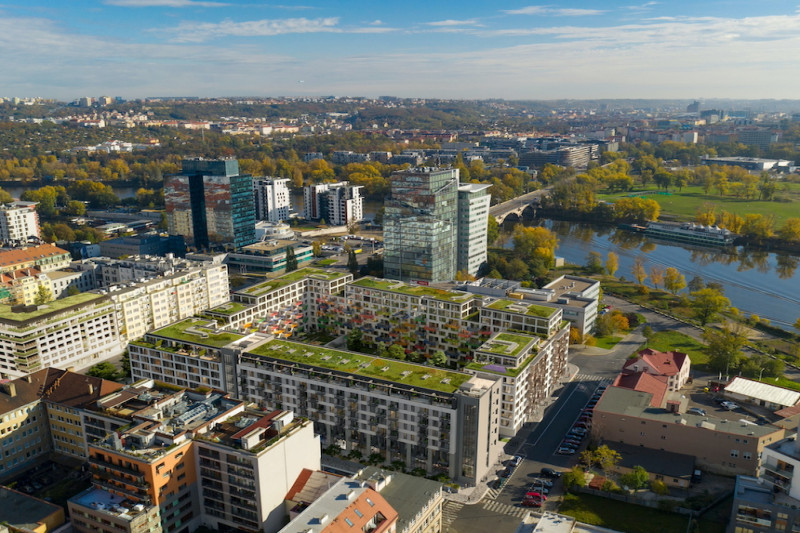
left=0, top=202, right=40, bottom=242
left=253, top=177, right=291, bottom=223
left=456, top=184, right=491, bottom=277
left=303, top=182, right=363, bottom=225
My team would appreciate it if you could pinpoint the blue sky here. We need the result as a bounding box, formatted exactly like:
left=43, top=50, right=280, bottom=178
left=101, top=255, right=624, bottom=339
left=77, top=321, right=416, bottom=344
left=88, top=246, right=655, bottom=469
left=2, top=1, right=800, bottom=100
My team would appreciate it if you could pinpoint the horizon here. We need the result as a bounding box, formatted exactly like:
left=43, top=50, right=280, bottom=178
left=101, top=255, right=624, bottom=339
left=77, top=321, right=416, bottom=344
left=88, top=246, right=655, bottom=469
left=2, top=0, right=800, bottom=101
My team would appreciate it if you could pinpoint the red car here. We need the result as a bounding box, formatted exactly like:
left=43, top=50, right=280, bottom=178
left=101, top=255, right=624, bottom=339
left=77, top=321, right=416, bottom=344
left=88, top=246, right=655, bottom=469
left=522, top=497, right=542, bottom=507
left=526, top=491, right=547, bottom=501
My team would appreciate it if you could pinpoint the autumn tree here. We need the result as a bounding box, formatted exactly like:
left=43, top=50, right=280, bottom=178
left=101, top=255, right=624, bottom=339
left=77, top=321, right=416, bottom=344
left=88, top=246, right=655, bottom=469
left=690, top=288, right=730, bottom=326
left=704, top=323, right=747, bottom=374
left=34, top=285, right=53, bottom=305
left=649, top=266, right=664, bottom=290
left=511, top=225, right=557, bottom=277
left=585, top=251, right=604, bottom=274
left=620, top=465, right=650, bottom=490
left=663, top=267, right=686, bottom=294
left=778, top=218, right=800, bottom=243
left=605, top=252, right=619, bottom=277
left=631, top=256, right=647, bottom=286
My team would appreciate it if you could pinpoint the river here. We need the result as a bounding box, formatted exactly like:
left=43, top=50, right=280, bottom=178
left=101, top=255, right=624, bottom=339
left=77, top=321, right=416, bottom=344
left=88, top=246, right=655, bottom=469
left=502, top=220, right=800, bottom=331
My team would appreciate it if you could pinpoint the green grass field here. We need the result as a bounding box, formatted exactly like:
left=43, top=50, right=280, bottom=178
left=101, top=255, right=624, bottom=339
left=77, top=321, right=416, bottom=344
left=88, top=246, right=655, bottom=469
left=597, top=184, right=800, bottom=225
left=594, top=336, right=622, bottom=349
left=559, top=493, right=726, bottom=533
left=643, top=330, right=710, bottom=368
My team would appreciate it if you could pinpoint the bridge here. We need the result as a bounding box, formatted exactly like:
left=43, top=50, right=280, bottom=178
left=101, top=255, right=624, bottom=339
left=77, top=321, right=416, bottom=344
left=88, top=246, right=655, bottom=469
left=490, top=188, right=550, bottom=224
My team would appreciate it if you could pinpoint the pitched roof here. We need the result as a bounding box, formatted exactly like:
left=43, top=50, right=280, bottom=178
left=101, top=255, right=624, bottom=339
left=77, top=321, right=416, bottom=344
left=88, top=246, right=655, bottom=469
left=0, top=244, right=70, bottom=269
left=0, top=368, right=122, bottom=413
left=623, top=348, right=689, bottom=377
left=613, top=371, right=669, bottom=407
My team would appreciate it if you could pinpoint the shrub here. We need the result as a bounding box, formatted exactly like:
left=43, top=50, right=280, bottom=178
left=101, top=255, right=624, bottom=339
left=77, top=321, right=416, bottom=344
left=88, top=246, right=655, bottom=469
left=651, top=479, right=669, bottom=495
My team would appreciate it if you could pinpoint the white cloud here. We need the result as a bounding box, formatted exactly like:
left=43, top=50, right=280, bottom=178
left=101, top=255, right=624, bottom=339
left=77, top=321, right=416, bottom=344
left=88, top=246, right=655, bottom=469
left=104, top=0, right=227, bottom=7
left=503, top=6, right=604, bottom=16
left=166, top=17, right=340, bottom=42
left=369, top=20, right=383, bottom=26
left=625, top=1, right=658, bottom=10
left=425, top=19, right=480, bottom=27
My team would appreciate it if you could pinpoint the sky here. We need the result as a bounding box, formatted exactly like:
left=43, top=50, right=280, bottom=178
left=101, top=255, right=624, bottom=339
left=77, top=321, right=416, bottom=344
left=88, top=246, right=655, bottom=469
left=2, top=0, right=800, bottom=101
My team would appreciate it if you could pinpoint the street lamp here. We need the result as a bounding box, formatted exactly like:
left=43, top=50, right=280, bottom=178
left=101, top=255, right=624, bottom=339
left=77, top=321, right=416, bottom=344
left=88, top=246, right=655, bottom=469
left=759, top=367, right=765, bottom=381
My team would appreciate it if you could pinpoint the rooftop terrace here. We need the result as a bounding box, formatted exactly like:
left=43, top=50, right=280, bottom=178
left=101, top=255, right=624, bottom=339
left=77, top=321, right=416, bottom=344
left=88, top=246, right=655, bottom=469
left=485, top=298, right=557, bottom=318
left=70, top=487, right=149, bottom=522
left=207, top=301, right=252, bottom=316
left=149, top=318, right=245, bottom=348
left=477, top=332, right=538, bottom=358
left=0, top=292, right=106, bottom=323
left=351, top=277, right=478, bottom=303
left=247, top=339, right=472, bottom=393
left=238, top=268, right=348, bottom=296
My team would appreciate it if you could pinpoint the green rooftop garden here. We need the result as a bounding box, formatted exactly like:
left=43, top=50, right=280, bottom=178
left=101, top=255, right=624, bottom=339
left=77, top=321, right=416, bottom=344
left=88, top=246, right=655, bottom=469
left=464, top=352, right=538, bottom=378
left=351, top=277, right=477, bottom=303
left=478, top=332, right=537, bottom=357
left=151, top=318, right=245, bottom=348
left=0, top=292, right=105, bottom=322
left=485, top=298, right=556, bottom=318
left=208, top=301, right=251, bottom=316
left=248, top=339, right=472, bottom=393
left=239, top=268, right=347, bottom=296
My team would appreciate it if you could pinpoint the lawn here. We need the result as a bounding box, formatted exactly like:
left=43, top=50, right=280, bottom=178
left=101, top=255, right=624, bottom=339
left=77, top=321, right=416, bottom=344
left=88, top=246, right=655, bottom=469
left=316, top=258, right=337, bottom=266
left=594, top=336, right=622, bottom=349
left=597, top=184, right=800, bottom=226
left=559, top=493, right=726, bottom=533
left=642, top=330, right=709, bottom=368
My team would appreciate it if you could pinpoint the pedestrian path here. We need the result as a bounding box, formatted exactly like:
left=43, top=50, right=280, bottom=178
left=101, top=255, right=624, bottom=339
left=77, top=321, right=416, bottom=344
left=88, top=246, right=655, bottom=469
left=481, top=499, right=530, bottom=518
left=483, top=486, right=500, bottom=500
left=443, top=501, right=463, bottom=530
left=573, top=372, right=603, bottom=382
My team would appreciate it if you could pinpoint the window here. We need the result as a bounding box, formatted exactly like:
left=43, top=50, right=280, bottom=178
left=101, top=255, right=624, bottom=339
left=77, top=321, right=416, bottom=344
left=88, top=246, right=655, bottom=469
left=365, top=498, right=374, bottom=507
left=354, top=509, right=363, bottom=518
left=743, top=452, right=752, bottom=460
left=731, top=450, right=739, bottom=458
left=344, top=518, right=354, bottom=527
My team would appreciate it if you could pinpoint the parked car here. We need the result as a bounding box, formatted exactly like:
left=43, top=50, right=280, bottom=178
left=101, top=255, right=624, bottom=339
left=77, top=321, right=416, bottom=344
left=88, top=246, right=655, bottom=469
left=721, top=401, right=740, bottom=411
left=521, top=497, right=542, bottom=507
left=687, top=407, right=707, bottom=416
left=528, top=484, right=550, bottom=494
left=526, top=491, right=547, bottom=501
left=510, top=455, right=523, bottom=467
left=569, top=427, right=588, bottom=435
left=541, top=468, right=562, bottom=478
left=557, top=447, right=576, bottom=455
left=531, top=478, right=553, bottom=488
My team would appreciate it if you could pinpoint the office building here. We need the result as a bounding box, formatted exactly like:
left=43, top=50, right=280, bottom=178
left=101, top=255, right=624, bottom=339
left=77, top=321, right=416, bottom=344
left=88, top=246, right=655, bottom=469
left=99, top=233, right=187, bottom=258
left=456, top=184, right=491, bottom=277
left=166, top=158, right=257, bottom=250
left=0, top=486, right=66, bottom=532
left=253, top=177, right=291, bottom=223
left=0, top=201, right=40, bottom=242
left=383, top=168, right=460, bottom=283
left=303, top=183, right=363, bottom=226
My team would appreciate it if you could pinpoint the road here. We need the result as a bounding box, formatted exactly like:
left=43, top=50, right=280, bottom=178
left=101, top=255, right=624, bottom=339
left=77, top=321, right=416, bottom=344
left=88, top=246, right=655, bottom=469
left=489, top=187, right=551, bottom=220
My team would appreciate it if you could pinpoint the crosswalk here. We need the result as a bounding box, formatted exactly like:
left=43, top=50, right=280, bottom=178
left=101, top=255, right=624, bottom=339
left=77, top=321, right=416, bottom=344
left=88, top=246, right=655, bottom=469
left=443, top=501, right=463, bottom=531
left=484, top=486, right=500, bottom=500
left=574, top=372, right=604, bottom=382
left=481, top=499, right=531, bottom=518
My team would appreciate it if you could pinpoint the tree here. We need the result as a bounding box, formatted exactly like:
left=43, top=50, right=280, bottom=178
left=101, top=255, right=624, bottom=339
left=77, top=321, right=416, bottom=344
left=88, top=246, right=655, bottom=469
left=487, top=216, right=500, bottom=245
left=312, top=241, right=323, bottom=257
left=86, top=362, right=120, bottom=381
left=688, top=276, right=705, bottom=292
left=649, top=266, right=664, bottom=290
left=285, top=247, right=298, bottom=272
left=690, top=288, right=730, bottom=326
left=387, top=344, right=406, bottom=360
left=430, top=350, right=447, bottom=367
left=346, top=329, right=364, bottom=352
left=662, top=267, right=685, bottom=294
left=34, top=285, right=53, bottom=305
left=651, top=479, right=669, bottom=495
left=562, top=466, right=587, bottom=490
left=64, top=200, right=87, bottom=216
left=605, top=252, right=619, bottom=277
left=347, top=250, right=359, bottom=276
left=347, top=220, right=360, bottom=235
left=511, top=225, right=557, bottom=277
left=581, top=445, right=622, bottom=474
left=620, top=465, right=650, bottom=490
left=778, top=218, right=800, bottom=243
left=704, top=323, right=748, bottom=375
left=585, top=251, right=604, bottom=274
left=67, top=285, right=80, bottom=296
left=631, top=256, right=647, bottom=286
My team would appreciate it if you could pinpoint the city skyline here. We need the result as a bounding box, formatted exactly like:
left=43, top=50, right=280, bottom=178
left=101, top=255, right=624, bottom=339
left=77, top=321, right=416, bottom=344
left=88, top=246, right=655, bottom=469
left=3, top=0, right=800, bottom=101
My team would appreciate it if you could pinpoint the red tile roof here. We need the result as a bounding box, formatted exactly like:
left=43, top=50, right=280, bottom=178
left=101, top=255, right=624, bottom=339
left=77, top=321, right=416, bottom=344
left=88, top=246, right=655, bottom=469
left=612, top=371, right=669, bottom=407
left=622, top=348, right=689, bottom=377
left=0, top=244, right=69, bottom=269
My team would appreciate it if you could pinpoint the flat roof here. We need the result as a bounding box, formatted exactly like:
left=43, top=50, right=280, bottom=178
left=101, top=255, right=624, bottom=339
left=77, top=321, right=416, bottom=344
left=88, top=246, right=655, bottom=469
left=149, top=318, right=245, bottom=348
left=485, top=298, right=557, bottom=318
left=350, top=277, right=478, bottom=303
left=0, top=292, right=106, bottom=322
left=0, top=486, right=64, bottom=530
left=207, top=301, right=253, bottom=316
left=238, top=268, right=348, bottom=296
left=725, top=377, right=800, bottom=408
left=246, top=339, right=472, bottom=394
left=477, top=332, right=539, bottom=358
left=70, top=487, right=149, bottom=522
left=596, top=386, right=782, bottom=438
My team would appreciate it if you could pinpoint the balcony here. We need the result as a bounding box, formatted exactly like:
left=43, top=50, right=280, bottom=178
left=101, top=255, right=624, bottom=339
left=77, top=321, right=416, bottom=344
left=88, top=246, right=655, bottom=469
left=89, top=458, right=145, bottom=480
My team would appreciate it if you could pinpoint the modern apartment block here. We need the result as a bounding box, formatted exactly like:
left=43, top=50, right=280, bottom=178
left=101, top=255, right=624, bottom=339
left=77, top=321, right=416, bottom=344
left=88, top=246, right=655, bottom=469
left=303, top=182, right=363, bottom=226
left=464, top=329, right=569, bottom=437
left=204, top=268, right=352, bottom=332
left=0, top=293, right=123, bottom=377
left=253, top=177, right=291, bottom=223
left=0, top=368, right=122, bottom=480
left=165, top=158, right=257, bottom=250
left=383, top=168, right=460, bottom=283
left=0, top=201, right=40, bottom=242
left=70, top=380, right=321, bottom=533
left=456, top=184, right=491, bottom=277
left=129, top=322, right=503, bottom=486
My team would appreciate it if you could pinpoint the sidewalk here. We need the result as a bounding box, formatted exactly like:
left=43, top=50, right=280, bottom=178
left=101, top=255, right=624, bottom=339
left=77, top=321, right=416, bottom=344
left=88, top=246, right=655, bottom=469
left=445, top=363, right=581, bottom=505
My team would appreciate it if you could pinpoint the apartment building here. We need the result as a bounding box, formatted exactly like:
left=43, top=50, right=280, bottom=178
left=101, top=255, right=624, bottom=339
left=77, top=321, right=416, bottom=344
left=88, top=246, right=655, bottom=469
left=0, top=244, right=71, bottom=274
left=253, top=177, right=291, bottom=223
left=129, top=322, right=503, bottom=486
left=0, top=293, right=123, bottom=378
left=456, top=184, right=491, bottom=277
left=479, top=298, right=564, bottom=339
left=0, top=368, right=122, bottom=480
left=621, top=348, right=691, bottom=393
left=204, top=268, right=352, bottom=331
left=464, top=329, right=569, bottom=437
left=69, top=380, right=321, bottom=533
left=0, top=201, right=40, bottom=242
left=592, top=386, right=785, bottom=476
left=303, top=182, right=364, bottom=226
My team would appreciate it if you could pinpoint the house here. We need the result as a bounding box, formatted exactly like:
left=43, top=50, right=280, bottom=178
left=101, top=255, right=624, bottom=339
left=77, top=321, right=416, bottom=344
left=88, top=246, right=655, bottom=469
left=622, top=348, right=690, bottom=392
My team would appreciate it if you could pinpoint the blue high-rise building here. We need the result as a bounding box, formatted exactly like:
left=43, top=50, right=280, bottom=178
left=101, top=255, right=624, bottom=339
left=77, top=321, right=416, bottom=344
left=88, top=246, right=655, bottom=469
left=165, top=158, right=256, bottom=250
